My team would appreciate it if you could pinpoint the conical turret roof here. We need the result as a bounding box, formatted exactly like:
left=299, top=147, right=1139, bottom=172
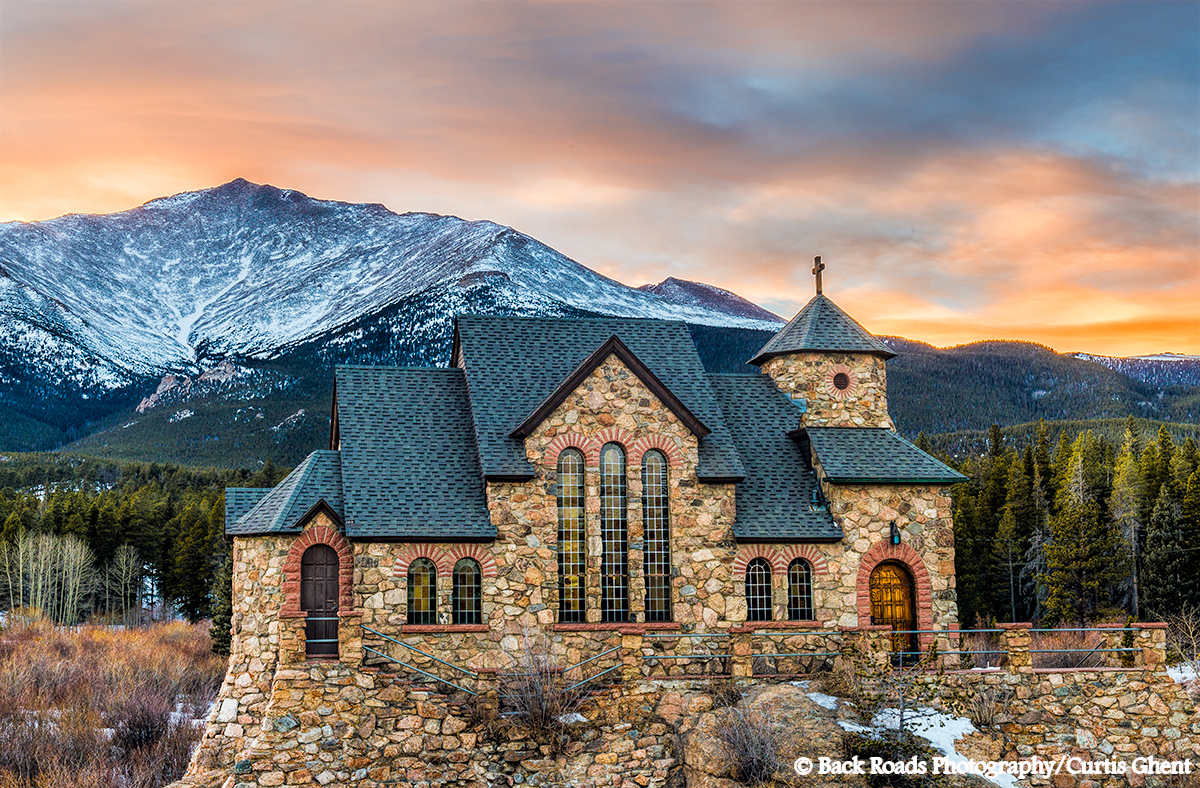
left=749, top=294, right=895, bottom=365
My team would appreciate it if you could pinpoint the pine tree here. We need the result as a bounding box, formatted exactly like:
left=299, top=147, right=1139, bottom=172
left=952, top=492, right=989, bottom=627
left=1142, top=485, right=1187, bottom=617
left=209, top=551, right=234, bottom=656
left=1180, top=472, right=1200, bottom=609
left=1109, top=440, right=1144, bottom=616
left=1041, top=499, right=1127, bottom=626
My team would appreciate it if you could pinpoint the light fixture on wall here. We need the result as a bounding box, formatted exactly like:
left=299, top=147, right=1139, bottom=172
left=890, top=521, right=901, bottom=546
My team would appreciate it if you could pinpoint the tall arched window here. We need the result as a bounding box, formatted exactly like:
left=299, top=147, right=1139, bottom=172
left=557, top=449, right=586, bottom=623
left=745, top=558, right=772, bottom=622
left=407, top=558, right=437, bottom=625
left=642, top=450, right=671, bottom=622
left=788, top=559, right=813, bottom=621
left=600, top=443, right=628, bottom=622
left=452, top=558, right=482, bottom=625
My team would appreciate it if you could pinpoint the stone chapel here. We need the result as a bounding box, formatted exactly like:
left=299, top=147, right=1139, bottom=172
left=220, top=276, right=965, bottom=676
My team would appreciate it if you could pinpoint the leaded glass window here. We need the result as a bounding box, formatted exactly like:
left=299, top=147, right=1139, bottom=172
left=788, top=559, right=813, bottom=621
left=600, top=443, right=629, bottom=622
left=746, top=558, right=772, bottom=622
left=642, top=450, right=671, bottom=622
left=407, top=558, right=436, bottom=625
left=557, top=449, right=586, bottom=623
left=452, top=558, right=482, bottom=625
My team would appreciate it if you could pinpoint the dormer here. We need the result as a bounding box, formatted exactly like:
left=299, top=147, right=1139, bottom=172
left=749, top=258, right=895, bottom=428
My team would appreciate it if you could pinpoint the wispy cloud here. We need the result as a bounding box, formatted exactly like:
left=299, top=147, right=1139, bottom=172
left=1, top=0, right=1196, bottom=354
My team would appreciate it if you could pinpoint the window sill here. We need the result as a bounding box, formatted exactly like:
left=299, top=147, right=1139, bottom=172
left=553, top=622, right=682, bottom=633
left=398, top=624, right=489, bottom=634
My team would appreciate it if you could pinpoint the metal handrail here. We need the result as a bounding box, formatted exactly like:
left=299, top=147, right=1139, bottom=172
left=362, top=646, right=477, bottom=696
left=362, top=625, right=478, bottom=678
left=644, top=653, right=728, bottom=660
left=566, top=662, right=622, bottom=691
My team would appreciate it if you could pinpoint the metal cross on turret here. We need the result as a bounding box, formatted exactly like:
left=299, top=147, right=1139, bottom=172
left=812, top=255, right=825, bottom=295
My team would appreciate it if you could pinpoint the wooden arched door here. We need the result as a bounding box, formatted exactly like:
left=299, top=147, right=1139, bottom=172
left=869, top=561, right=916, bottom=661
left=301, top=544, right=339, bottom=657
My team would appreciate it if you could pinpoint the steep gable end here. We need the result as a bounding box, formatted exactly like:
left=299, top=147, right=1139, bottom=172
left=511, top=334, right=710, bottom=439
left=227, top=450, right=344, bottom=535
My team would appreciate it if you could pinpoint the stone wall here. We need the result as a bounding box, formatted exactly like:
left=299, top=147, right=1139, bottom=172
left=759, top=352, right=891, bottom=428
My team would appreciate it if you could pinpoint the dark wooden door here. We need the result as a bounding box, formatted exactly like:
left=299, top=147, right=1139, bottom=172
left=869, top=562, right=917, bottom=661
left=301, top=544, right=339, bottom=656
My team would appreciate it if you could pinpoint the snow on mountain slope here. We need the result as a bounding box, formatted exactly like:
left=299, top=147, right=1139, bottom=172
left=0, top=179, right=782, bottom=390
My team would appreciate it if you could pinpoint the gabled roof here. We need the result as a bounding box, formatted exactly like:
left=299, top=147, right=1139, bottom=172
left=512, top=335, right=710, bottom=439
left=333, top=366, right=494, bottom=540
left=804, top=427, right=967, bottom=484
left=227, top=450, right=344, bottom=535
left=708, top=374, right=841, bottom=542
left=750, top=294, right=895, bottom=365
left=454, top=315, right=745, bottom=482
left=225, top=488, right=271, bottom=529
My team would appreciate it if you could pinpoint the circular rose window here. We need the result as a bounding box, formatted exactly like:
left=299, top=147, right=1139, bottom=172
left=824, top=364, right=857, bottom=400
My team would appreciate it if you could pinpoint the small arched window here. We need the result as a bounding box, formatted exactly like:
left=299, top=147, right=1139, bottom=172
left=407, top=558, right=437, bottom=625
left=557, top=449, right=586, bottom=623
left=642, top=450, right=671, bottom=622
left=788, top=559, right=813, bottom=621
left=452, top=558, right=482, bottom=625
left=745, top=558, right=772, bottom=622
left=600, top=443, right=628, bottom=622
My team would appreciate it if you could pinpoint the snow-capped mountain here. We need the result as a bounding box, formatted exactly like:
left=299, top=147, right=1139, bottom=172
left=0, top=179, right=782, bottom=452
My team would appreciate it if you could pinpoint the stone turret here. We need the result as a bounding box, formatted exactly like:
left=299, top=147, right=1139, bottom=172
left=750, top=292, right=896, bottom=428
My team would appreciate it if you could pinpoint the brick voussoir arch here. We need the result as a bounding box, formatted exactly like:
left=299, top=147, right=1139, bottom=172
left=445, top=544, right=498, bottom=578
left=594, top=427, right=635, bottom=453
left=546, top=433, right=601, bottom=466
left=733, top=545, right=788, bottom=577
left=776, top=544, right=829, bottom=575
left=629, top=435, right=684, bottom=468
left=856, top=540, right=934, bottom=638
left=281, top=524, right=354, bottom=616
left=394, top=544, right=452, bottom=578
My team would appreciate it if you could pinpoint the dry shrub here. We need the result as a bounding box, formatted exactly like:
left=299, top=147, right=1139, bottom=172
left=814, top=663, right=859, bottom=699
left=965, top=686, right=1009, bottom=729
left=712, top=706, right=783, bottom=787
left=959, top=630, right=1008, bottom=669
left=0, top=620, right=225, bottom=788
left=500, top=634, right=586, bottom=746
left=706, top=676, right=743, bottom=709
left=1030, top=629, right=1103, bottom=669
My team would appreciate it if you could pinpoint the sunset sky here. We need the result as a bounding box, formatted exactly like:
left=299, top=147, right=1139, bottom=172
left=1, top=1, right=1197, bottom=356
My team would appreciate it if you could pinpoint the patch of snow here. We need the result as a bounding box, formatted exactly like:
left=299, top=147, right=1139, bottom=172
left=557, top=712, right=587, bottom=724
left=872, top=707, right=1018, bottom=788
left=806, top=691, right=840, bottom=710
left=837, top=720, right=870, bottom=733
left=1168, top=664, right=1197, bottom=682
left=169, top=409, right=194, bottom=422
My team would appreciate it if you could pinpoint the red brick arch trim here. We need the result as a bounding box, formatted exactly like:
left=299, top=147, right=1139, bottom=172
left=733, top=546, right=783, bottom=576
left=629, top=435, right=685, bottom=468
left=446, top=545, right=498, bottom=578
left=280, top=525, right=354, bottom=616
left=594, top=428, right=635, bottom=455
left=856, top=541, right=933, bottom=636
left=546, top=433, right=602, bottom=466
left=776, top=545, right=829, bottom=575
left=394, top=545, right=452, bottom=578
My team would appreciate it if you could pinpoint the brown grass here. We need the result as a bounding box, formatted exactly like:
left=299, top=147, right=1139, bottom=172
left=0, top=620, right=226, bottom=788
left=1029, top=629, right=1105, bottom=669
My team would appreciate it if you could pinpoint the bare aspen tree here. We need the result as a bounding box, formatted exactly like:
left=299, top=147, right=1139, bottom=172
left=107, top=544, right=144, bottom=626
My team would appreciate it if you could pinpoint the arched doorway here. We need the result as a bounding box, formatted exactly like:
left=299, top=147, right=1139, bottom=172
left=869, top=561, right=916, bottom=662
left=301, top=544, right=340, bottom=657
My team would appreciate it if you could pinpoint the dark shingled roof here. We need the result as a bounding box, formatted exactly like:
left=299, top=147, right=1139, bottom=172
left=750, top=294, right=896, bottom=365
left=224, top=488, right=271, bottom=530
left=454, top=315, right=745, bottom=482
left=334, top=366, right=494, bottom=539
left=805, top=427, right=968, bottom=484
left=708, top=374, right=841, bottom=541
left=227, top=451, right=344, bottom=535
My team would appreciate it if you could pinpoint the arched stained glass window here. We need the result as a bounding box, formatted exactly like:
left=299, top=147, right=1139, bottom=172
left=788, top=559, right=813, bottom=621
left=452, top=558, right=482, bottom=625
left=642, top=450, right=671, bottom=622
left=600, top=443, right=629, bottom=622
left=746, top=558, right=772, bottom=622
left=407, top=558, right=436, bottom=625
left=557, top=449, right=586, bottom=623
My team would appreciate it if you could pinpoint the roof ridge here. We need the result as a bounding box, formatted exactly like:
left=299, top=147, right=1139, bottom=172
left=750, top=294, right=895, bottom=364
